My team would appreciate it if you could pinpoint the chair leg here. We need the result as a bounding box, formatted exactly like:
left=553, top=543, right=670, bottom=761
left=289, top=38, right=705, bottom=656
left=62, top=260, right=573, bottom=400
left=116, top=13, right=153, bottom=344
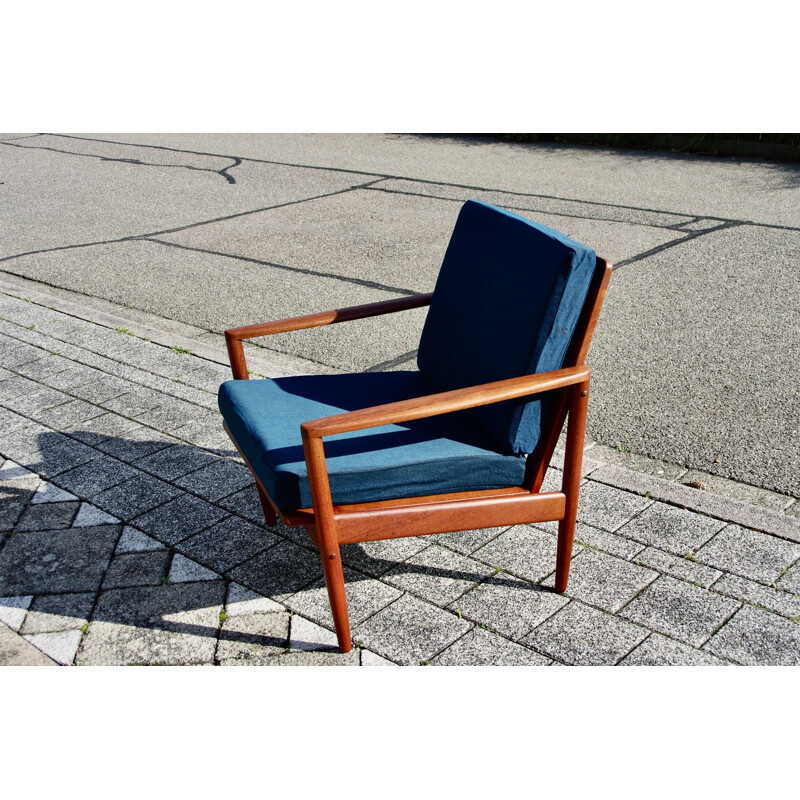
left=320, top=544, right=352, bottom=652
left=255, top=482, right=278, bottom=526
left=555, top=380, right=590, bottom=593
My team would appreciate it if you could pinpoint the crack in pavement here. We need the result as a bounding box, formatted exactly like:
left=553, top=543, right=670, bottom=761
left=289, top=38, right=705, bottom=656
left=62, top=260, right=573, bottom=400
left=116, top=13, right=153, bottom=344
left=0, top=138, right=244, bottom=185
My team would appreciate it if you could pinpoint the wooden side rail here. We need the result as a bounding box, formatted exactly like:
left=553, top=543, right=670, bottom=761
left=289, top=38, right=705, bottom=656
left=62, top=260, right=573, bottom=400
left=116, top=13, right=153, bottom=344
left=224, top=293, right=433, bottom=379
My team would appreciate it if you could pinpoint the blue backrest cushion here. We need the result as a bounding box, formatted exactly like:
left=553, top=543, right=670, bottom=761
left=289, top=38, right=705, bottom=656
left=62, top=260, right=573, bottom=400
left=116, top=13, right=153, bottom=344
left=417, top=199, right=596, bottom=454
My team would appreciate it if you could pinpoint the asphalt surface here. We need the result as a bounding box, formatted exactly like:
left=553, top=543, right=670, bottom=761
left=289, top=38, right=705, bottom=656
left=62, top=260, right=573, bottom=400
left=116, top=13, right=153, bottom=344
left=1, top=133, right=798, bottom=496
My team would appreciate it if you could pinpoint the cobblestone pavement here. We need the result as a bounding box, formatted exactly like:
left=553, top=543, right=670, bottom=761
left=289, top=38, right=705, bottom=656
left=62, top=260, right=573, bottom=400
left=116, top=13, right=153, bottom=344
left=2, top=291, right=800, bottom=666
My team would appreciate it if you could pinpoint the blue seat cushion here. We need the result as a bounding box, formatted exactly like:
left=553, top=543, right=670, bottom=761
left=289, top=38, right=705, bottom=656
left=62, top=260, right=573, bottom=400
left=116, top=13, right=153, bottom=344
left=218, top=371, right=526, bottom=510
left=417, top=199, right=596, bottom=454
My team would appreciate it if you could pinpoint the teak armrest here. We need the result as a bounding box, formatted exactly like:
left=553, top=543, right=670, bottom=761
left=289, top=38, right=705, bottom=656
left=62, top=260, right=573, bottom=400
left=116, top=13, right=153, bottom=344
left=301, top=365, right=591, bottom=439
left=224, top=294, right=433, bottom=379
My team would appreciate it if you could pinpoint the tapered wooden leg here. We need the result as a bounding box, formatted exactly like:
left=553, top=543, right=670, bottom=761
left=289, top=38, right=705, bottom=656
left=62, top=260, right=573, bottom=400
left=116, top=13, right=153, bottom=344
left=320, top=545, right=352, bottom=652
left=255, top=482, right=278, bottom=526
left=555, top=380, right=590, bottom=593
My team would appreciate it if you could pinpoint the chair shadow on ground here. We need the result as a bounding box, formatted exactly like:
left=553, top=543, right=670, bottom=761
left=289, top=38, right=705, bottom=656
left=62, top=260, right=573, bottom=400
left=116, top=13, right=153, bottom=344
left=0, top=430, right=558, bottom=661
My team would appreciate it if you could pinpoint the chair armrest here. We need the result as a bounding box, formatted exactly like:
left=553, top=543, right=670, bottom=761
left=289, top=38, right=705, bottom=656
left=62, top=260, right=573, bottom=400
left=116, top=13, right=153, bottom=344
left=301, top=365, right=591, bottom=440
left=224, top=294, right=432, bottom=379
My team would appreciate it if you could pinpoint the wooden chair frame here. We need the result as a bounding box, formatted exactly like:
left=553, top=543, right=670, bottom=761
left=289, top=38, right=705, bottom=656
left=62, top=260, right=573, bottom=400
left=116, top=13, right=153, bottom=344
left=223, top=257, right=613, bottom=652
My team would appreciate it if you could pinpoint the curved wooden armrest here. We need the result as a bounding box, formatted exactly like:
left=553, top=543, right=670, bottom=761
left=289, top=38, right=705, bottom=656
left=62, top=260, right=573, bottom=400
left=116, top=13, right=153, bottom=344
left=301, top=365, right=591, bottom=440
left=224, top=294, right=432, bottom=379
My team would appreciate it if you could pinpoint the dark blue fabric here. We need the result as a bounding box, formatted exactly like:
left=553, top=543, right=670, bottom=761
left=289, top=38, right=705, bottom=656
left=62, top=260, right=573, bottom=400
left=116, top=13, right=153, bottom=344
left=417, top=199, right=596, bottom=454
left=219, top=372, right=526, bottom=510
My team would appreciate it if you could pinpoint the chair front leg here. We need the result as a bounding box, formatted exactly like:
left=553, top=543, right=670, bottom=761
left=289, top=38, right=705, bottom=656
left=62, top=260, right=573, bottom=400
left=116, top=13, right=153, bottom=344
left=302, top=432, right=352, bottom=652
left=555, top=379, right=590, bottom=593
left=255, top=482, right=278, bottom=526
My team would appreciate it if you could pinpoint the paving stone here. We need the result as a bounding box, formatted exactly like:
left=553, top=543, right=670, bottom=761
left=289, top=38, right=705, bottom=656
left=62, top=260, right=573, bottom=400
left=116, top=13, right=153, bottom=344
left=34, top=399, right=106, bottom=430
left=68, top=376, right=136, bottom=405
left=543, top=547, right=658, bottom=612
left=0, top=594, right=33, bottom=631
left=225, top=583, right=284, bottom=616
left=78, top=581, right=225, bottom=665
left=65, top=412, right=141, bottom=445
left=563, top=521, right=647, bottom=560
left=776, top=562, right=800, bottom=594
left=102, top=388, right=164, bottom=418
left=0, top=525, right=119, bottom=595
left=0, top=459, right=41, bottom=487
left=710, top=573, right=800, bottom=620
left=260, top=649, right=361, bottom=666
left=132, top=493, right=230, bottom=545
left=431, top=526, right=508, bottom=555
left=284, top=567, right=402, bottom=627
left=0, top=374, right=41, bottom=400
left=171, top=417, right=232, bottom=450
left=103, top=551, right=172, bottom=589
left=615, top=501, right=725, bottom=554
left=680, top=468, right=794, bottom=512
left=361, top=649, right=397, bottom=666
left=73, top=503, right=120, bottom=527
left=95, top=426, right=177, bottom=463
left=0, top=622, right=57, bottom=665
left=633, top=547, right=723, bottom=588
left=383, top=544, right=495, bottom=607
left=576, top=480, right=652, bottom=532
left=4, top=386, right=72, bottom=417
left=133, top=401, right=200, bottom=432
left=341, top=536, right=432, bottom=577
left=216, top=485, right=264, bottom=523
left=694, top=525, right=800, bottom=585
left=30, top=435, right=100, bottom=479
left=522, top=601, right=649, bottom=665
left=619, top=633, right=729, bottom=666
left=15, top=500, right=80, bottom=531
left=588, top=445, right=688, bottom=480
left=0, top=485, right=33, bottom=530
left=0, top=341, right=43, bottom=368
left=23, top=629, right=83, bottom=665
left=31, top=481, right=77, bottom=503
left=50, top=455, right=141, bottom=497
left=353, top=593, right=471, bottom=665
left=115, top=525, right=167, bottom=554
left=174, top=458, right=253, bottom=501
left=18, top=593, right=95, bottom=637
left=176, top=515, right=280, bottom=573
left=705, top=605, right=800, bottom=665
left=133, top=444, right=220, bottom=481
left=91, top=473, right=181, bottom=521
left=228, top=540, right=323, bottom=599
left=473, top=525, right=573, bottom=583
left=619, top=576, right=741, bottom=647
left=290, top=615, right=339, bottom=651
left=216, top=611, right=290, bottom=662
left=431, top=627, right=552, bottom=666
left=449, top=572, right=569, bottom=640
left=169, top=554, right=221, bottom=583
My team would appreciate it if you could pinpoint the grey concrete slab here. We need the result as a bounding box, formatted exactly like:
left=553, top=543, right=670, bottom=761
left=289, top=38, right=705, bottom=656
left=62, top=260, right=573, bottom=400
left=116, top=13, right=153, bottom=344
left=0, top=136, right=374, bottom=258
left=429, top=526, right=508, bottom=556
left=176, top=515, right=280, bottom=573
left=93, top=134, right=800, bottom=227
left=102, top=551, right=171, bottom=589
left=522, top=601, right=649, bottom=666
left=0, top=622, right=58, bottom=665
left=776, top=562, right=800, bottom=594
left=711, top=573, right=800, bottom=620
left=132, top=444, right=221, bottom=481
left=115, top=525, right=167, bottom=554
left=704, top=605, right=800, bottom=665
left=49, top=454, right=141, bottom=497
left=633, top=547, right=723, bottom=589
left=383, top=544, right=495, bottom=608
left=340, top=536, right=432, bottom=578
left=450, top=573, right=569, bottom=641
left=216, top=611, right=290, bottom=663
left=227, top=540, right=323, bottom=599
left=91, top=473, right=181, bottom=521
left=19, top=592, right=95, bottom=635
left=431, top=627, right=552, bottom=666
left=132, top=493, right=230, bottom=546
left=615, top=501, right=726, bottom=554
left=78, top=580, right=226, bottom=665
left=695, top=525, right=800, bottom=584
left=619, top=633, right=730, bottom=666
left=588, top=225, right=800, bottom=497
left=619, top=576, right=741, bottom=647
left=64, top=412, right=142, bottom=445
left=0, top=525, right=119, bottom=595
left=576, top=482, right=652, bottom=533
left=15, top=500, right=80, bottom=531
left=353, top=593, right=471, bottom=665
left=173, top=458, right=253, bottom=501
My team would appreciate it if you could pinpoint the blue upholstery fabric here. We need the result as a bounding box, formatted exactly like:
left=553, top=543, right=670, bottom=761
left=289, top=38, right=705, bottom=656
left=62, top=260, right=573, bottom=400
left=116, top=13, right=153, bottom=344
left=417, top=199, right=596, bottom=454
left=218, top=372, right=526, bottom=510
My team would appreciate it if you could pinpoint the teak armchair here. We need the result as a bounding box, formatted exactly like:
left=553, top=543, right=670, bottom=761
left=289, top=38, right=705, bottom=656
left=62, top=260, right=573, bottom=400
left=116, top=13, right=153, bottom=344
left=219, top=200, right=612, bottom=652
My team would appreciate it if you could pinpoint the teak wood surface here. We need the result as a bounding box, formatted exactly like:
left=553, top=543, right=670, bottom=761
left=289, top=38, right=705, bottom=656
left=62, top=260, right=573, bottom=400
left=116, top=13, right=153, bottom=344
left=223, top=258, right=613, bottom=652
